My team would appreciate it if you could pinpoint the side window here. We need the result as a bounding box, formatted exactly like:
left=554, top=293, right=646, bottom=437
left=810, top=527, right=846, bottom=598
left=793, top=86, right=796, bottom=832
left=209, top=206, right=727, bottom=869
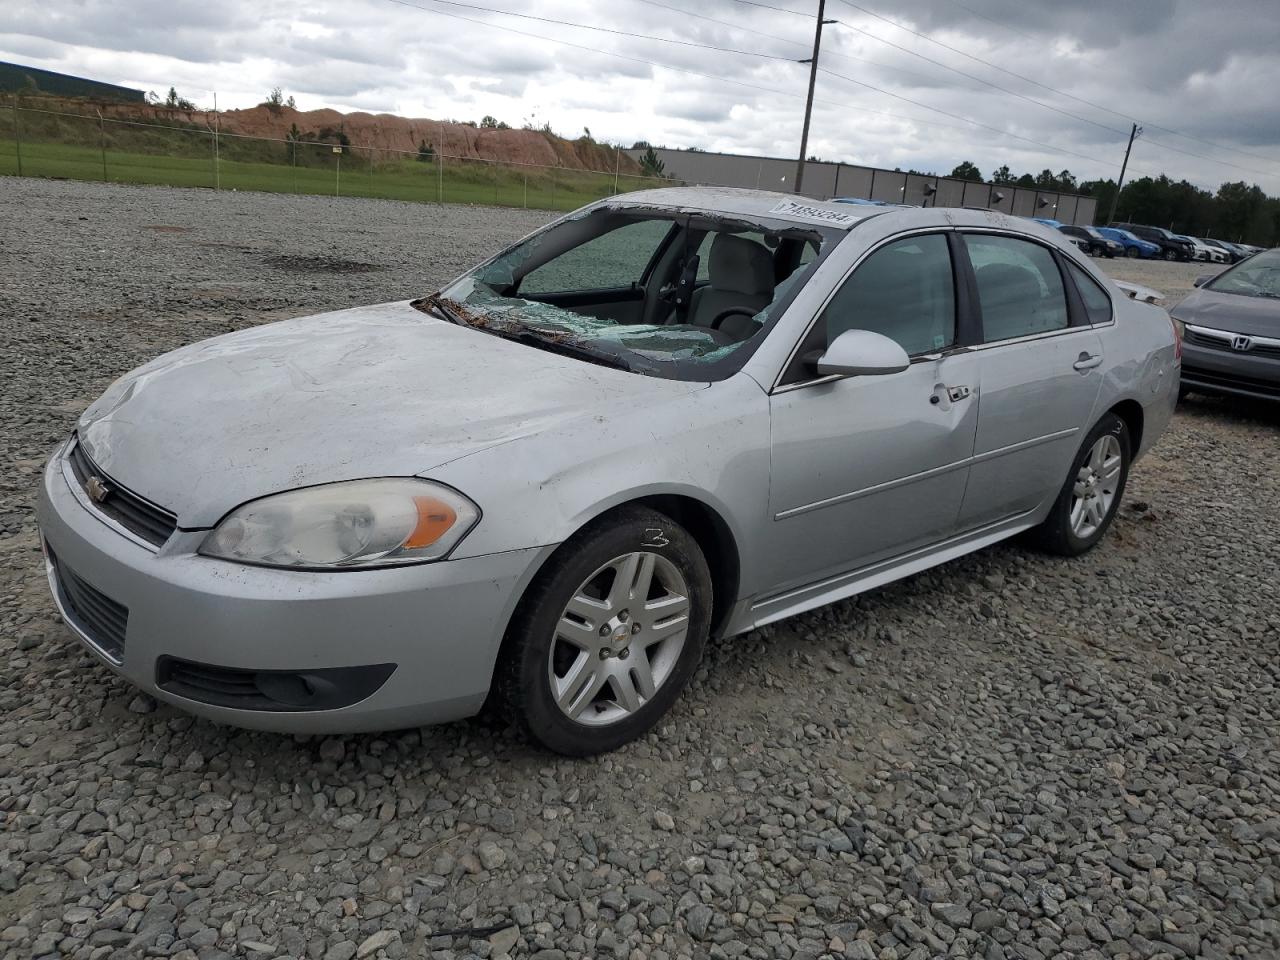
left=521, top=220, right=671, bottom=294
left=964, top=234, right=1069, bottom=342
left=818, top=234, right=956, bottom=356
left=1066, top=260, right=1113, bottom=325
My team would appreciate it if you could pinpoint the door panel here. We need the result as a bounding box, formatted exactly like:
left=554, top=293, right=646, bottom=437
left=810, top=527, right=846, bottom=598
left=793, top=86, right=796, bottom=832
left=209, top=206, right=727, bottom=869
left=765, top=352, right=982, bottom=594
left=958, top=329, right=1104, bottom=527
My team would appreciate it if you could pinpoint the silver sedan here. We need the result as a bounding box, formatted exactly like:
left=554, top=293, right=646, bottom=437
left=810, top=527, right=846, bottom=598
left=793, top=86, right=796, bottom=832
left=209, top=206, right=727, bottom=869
left=37, top=188, right=1180, bottom=754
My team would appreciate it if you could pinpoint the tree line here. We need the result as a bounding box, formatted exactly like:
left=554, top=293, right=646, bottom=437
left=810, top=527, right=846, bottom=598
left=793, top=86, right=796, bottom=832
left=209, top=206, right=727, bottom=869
left=945, top=161, right=1278, bottom=245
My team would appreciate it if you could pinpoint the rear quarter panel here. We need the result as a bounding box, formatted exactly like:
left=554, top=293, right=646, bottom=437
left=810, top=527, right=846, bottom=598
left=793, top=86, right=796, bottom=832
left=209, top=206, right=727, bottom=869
left=1094, top=294, right=1179, bottom=460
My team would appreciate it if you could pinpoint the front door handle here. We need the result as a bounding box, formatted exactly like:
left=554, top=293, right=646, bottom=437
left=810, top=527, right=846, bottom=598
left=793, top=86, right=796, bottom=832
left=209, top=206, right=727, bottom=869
left=1073, top=353, right=1103, bottom=371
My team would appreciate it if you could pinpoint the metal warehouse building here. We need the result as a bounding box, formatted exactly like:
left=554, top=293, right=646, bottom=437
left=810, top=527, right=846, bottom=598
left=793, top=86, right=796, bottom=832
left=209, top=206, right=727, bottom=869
left=625, top=147, right=1098, bottom=226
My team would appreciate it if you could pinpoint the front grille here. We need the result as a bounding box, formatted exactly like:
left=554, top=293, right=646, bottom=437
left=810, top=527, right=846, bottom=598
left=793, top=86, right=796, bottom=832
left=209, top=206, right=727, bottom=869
left=49, top=548, right=128, bottom=662
left=1184, top=329, right=1280, bottom=359
left=67, top=438, right=178, bottom=547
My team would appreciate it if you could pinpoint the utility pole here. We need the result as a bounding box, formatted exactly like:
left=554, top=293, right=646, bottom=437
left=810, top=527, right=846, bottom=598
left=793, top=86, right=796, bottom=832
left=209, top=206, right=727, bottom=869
left=794, top=0, right=834, bottom=195
left=1106, top=122, right=1141, bottom=225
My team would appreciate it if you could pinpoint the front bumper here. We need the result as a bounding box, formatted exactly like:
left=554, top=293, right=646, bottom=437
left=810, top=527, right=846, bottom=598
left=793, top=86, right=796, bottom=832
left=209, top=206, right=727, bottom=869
left=36, top=445, right=551, bottom=732
left=1180, top=342, right=1280, bottom=401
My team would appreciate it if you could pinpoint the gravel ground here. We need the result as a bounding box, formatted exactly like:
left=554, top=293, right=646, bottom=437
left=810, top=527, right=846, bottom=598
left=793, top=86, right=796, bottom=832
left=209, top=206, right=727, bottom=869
left=2, top=178, right=1279, bottom=960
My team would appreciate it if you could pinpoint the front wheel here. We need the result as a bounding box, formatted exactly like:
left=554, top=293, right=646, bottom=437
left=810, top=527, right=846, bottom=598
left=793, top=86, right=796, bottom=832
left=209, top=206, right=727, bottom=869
left=1164, top=248, right=1178, bottom=261
left=1028, top=413, right=1131, bottom=557
left=497, top=507, right=712, bottom=755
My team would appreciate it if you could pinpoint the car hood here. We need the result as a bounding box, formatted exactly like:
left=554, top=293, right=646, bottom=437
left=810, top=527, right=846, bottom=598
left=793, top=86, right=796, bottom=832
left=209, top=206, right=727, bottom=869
left=1172, top=287, right=1280, bottom=337
left=78, top=301, right=703, bottom=527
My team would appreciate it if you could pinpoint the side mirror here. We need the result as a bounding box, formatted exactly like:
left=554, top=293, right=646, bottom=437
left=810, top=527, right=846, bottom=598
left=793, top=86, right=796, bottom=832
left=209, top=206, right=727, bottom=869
left=1193, top=274, right=1214, bottom=287
left=815, top=329, right=911, bottom=377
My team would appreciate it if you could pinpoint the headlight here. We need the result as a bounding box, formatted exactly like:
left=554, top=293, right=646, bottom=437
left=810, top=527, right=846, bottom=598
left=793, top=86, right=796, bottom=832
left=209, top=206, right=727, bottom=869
left=199, top=479, right=479, bottom=569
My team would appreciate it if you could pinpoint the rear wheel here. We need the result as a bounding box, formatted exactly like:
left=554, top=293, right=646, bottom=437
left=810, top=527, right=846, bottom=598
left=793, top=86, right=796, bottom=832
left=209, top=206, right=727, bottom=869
left=1125, top=246, right=1139, bottom=259
left=1164, top=248, right=1178, bottom=261
left=1028, top=413, right=1131, bottom=557
left=497, top=507, right=712, bottom=755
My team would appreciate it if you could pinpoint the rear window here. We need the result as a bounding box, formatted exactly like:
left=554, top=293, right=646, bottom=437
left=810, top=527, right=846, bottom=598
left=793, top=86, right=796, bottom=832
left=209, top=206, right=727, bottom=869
left=1066, top=261, right=1113, bottom=324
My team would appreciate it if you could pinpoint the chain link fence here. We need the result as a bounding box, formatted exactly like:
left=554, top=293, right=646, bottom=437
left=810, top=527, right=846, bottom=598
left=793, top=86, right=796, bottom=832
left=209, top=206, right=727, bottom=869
left=0, top=96, right=676, bottom=211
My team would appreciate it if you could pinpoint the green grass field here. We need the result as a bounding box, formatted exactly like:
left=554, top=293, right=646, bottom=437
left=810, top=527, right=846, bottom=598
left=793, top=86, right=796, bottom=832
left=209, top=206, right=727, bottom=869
left=0, top=132, right=661, bottom=211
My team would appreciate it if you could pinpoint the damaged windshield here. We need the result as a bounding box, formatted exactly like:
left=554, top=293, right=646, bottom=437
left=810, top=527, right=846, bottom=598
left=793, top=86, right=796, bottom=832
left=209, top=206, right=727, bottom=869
left=425, top=205, right=836, bottom=380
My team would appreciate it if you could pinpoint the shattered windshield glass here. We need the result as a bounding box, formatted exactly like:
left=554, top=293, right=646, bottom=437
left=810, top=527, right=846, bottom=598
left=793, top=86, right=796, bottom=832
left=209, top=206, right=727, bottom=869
left=425, top=206, right=836, bottom=381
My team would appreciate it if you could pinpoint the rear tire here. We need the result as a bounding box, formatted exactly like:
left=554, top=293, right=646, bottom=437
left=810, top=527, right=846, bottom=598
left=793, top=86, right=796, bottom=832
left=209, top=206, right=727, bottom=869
left=496, top=507, right=712, bottom=756
left=1028, top=413, right=1131, bottom=557
left=1164, top=248, right=1178, bottom=261
left=1125, top=247, right=1139, bottom=259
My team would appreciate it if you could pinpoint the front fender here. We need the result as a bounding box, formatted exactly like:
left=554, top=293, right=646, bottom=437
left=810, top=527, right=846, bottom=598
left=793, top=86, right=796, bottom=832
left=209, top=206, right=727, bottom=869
left=431, top=374, right=774, bottom=594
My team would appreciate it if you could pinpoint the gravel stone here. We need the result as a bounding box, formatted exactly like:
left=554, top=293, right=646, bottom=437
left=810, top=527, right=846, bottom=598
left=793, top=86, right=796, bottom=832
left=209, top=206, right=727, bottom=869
left=1, top=178, right=1277, bottom=960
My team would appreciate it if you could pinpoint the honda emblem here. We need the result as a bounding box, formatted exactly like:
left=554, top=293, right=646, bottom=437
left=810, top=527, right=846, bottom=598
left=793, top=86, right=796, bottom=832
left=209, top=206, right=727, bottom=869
left=1231, top=335, right=1253, bottom=351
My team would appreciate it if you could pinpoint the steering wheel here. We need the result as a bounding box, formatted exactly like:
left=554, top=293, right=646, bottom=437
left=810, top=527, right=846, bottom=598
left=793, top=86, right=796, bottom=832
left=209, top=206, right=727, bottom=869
left=708, top=306, right=759, bottom=331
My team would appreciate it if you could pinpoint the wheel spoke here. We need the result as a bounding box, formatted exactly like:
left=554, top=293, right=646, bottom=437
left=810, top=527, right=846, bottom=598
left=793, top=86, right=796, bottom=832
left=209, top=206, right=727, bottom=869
left=610, top=669, right=644, bottom=713
left=1099, top=455, right=1122, bottom=487
left=556, top=653, right=605, bottom=719
left=565, top=592, right=609, bottom=627
left=556, top=612, right=598, bottom=649
left=607, top=552, right=656, bottom=609
left=1070, top=498, right=1086, bottom=531
left=1090, top=440, right=1107, bottom=472
left=629, top=652, right=658, bottom=701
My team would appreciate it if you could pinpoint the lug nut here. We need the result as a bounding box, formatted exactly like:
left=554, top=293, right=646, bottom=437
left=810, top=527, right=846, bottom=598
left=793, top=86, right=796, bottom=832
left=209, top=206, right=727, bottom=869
left=619, top=648, right=630, bottom=659
left=599, top=625, right=611, bottom=637
left=631, top=623, right=642, bottom=635
left=618, top=610, right=629, bottom=622
left=599, top=649, right=610, bottom=660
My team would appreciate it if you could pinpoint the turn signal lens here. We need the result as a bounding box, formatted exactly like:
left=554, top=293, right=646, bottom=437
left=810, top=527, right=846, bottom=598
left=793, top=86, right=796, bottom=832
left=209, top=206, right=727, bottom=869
left=405, top=497, right=458, bottom=549
left=1169, top=315, right=1184, bottom=360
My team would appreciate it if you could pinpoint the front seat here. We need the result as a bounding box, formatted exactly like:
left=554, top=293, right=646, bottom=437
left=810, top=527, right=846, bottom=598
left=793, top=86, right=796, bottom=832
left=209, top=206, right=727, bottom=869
left=688, top=234, right=775, bottom=338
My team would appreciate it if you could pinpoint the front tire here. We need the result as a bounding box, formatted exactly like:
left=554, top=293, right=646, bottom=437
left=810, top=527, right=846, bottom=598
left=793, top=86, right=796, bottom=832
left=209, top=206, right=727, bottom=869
left=497, top=507, right=712, bottom=755
left=1028, top=413, right=1131, bottom=557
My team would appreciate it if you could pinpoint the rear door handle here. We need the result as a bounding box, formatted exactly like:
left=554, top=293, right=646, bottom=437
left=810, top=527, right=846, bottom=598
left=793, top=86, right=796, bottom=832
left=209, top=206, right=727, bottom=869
left=1073, top=353, right=1102, bottom=371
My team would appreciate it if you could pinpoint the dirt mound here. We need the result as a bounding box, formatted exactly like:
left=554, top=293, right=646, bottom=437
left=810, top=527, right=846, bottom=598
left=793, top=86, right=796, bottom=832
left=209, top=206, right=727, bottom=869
left=23, top=96, right=643, bottom=174
left=226, top=105, right=640, bottom=173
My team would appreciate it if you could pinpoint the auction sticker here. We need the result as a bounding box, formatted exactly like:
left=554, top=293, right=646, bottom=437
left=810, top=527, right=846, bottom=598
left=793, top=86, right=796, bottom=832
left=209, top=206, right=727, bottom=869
left=768, top=199, right=860, bottom=226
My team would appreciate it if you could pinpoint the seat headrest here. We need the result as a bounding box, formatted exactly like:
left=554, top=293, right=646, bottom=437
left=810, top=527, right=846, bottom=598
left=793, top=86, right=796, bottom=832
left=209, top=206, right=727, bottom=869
left=976, top=263, right=1042, bottom=301
left=708, top=234, right=775, bottom=296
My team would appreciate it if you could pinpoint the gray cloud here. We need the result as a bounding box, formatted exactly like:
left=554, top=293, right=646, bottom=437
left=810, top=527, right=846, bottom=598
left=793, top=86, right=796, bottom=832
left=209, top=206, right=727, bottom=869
left=3, top=0, right=1278, bottom=191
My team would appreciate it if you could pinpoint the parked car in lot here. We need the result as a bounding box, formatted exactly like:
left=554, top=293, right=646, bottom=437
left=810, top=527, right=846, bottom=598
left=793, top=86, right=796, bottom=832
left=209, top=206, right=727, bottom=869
left=1204, top=238, right=1248, bottom=263
left=1181, top=236, right=1226, bottom=263
left=1172, top=248, right=1280, bottom=401
left=1112, top=223, right=1196, bottom=261
left=1058, top=224, right=1123, bottom=258
left=1097, top=227, right=1161, bottom=259
left=37, top=188, right=1181, bottom=754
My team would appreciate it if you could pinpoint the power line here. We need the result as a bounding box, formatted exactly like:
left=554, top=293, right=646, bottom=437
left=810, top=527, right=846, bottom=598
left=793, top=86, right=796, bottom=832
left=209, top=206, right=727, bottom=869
left=729, top=0, right=812, bottom=17
left=830, top=0, right=1280, bottom=176
left=831, top=8, right=1280, bottom=182
left=380, top=0, right=1159, bottom=183
left=386, top=0, right=799, bottom=61
left=934, top=0, right=1039, bottom=44
left=633, top=0, right=965, bottom=90
left=816, top=66, right=1117, bottom=171
left=831, top=21, right=1127, bottom=137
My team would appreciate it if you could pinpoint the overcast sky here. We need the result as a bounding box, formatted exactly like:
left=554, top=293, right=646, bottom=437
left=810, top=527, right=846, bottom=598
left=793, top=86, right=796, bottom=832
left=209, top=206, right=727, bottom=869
left=5, top=0, right=1280, bottom=192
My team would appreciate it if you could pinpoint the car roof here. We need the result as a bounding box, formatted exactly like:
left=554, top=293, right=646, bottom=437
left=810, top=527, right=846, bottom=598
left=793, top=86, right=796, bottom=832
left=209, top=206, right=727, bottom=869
left=601, top=186, right=891, bottom=231
left=600, top=186, right=1078, bottom=236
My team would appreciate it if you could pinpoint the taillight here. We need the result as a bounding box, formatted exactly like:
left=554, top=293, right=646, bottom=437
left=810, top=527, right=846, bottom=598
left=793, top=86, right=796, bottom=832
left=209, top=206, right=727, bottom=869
left=1169, top=315, right=1184, bottom=360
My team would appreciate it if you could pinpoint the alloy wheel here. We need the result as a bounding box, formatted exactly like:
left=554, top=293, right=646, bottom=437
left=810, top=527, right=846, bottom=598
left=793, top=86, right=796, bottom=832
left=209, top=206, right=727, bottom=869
left=548, top=551, right=691, bottom=726
left=1070, top=434, right=1123, bottom=539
